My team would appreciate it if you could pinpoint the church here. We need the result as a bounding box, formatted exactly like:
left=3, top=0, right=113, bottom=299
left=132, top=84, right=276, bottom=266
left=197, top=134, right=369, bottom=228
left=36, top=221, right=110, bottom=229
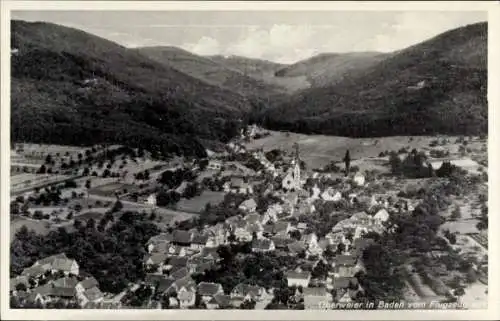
left=282, top=143, right=303, bottom=192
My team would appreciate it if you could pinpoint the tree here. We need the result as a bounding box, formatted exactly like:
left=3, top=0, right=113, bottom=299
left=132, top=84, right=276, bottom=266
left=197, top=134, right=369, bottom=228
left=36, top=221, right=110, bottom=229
left=240, top=299, right=256, bottom=309
left=37, top=164, right=47, bottom=174
left=450, top=206, right=462, bottom=221
left=66, top=212, right=74, bottom=220
left=85, top=179, right=91, bottom=189
left=343, top=150, right=351, bottom=175
left=45, top=154, right=53, bottom=164
left=15, top=283, right=27, bottom=292
left=112, top=200, right=123, bottom=212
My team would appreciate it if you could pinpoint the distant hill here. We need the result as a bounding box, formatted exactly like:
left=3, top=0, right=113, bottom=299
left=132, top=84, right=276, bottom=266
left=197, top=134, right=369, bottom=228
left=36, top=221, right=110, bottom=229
left=11, top=20, right=261, bottom=156
left=209, top=55, right=311, bottom=93
left=261, top=22, right=488, bottom=137
left=136, top=47, right=288, bottom=100
left=273, top=52, right=388, bottom=87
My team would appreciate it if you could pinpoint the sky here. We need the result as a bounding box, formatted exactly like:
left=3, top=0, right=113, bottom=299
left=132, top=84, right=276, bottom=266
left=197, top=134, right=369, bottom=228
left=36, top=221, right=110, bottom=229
left=11, top=10, right=487, bottom=64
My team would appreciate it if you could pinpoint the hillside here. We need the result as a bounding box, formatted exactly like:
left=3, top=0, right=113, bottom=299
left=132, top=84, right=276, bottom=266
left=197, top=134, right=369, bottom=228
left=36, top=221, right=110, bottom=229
left=273, top=52, right=388, bottom=87
left=209, top=55, right=311, bottom=93
left=261, top=22, right=488, bottom=137
left=11, top=20, right=260, bottom=156
left=136, top=47, right=288, bottom=100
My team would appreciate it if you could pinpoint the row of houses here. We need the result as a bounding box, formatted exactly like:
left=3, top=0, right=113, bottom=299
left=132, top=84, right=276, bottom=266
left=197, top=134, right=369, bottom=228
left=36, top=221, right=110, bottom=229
left=11, top=254, right=106, bottom=308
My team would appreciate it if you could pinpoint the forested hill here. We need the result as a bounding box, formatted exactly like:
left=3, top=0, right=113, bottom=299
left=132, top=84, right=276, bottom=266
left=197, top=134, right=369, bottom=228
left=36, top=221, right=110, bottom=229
left=10, top=20, right=262, bottom=157
left=260, top=22, right=488, bottom=137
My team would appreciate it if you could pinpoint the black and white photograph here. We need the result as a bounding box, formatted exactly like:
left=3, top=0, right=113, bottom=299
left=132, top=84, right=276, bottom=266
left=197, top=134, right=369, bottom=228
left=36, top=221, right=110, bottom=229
left=1, top=1, right=497, bottom=320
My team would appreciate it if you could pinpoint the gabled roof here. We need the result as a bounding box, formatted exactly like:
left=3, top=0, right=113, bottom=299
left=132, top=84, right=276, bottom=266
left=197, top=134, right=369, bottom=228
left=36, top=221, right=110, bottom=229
left=333, top=255, right=357, bottom=267
left=49, top=286, right=76, bottom=298
left=252, top=238, right=274, bottom=250
left=332, top=277, right=358, bottom=290
left=349, top=211, right=371, bottom=222
left=36, top=253, right=68, bottom=266
left=171, top=267, right=189, bottom=280
left=145, top=253, right=168, bottom=265
left=52, top=258, right=77, bottom=272
left=145, top=274, right=175, bottom=293
left=287, top=241, right=306, bottom=254
left=303, top=287, right=327, bottom=297
left=232, top=283, right=262, bottom=298
left=79, top=276, right=99, bottom=290
left=168, top=256, right=189, bottom=268
left=178, top=288, right=195, bottom=301
left=147, top=233, right=173, bottom=245
left=191, top=232, right=209, bottom=245
left=197, top=282, right=223, bottom=296
left=52, top=276, right=79, bottom=289
left=172, top=230, right=192, bottom=244
left=246, top=223, right=263, bottom=233
left=286, top=270, right=311, bottom=280
left=274, top=221, right=290, bottom=232
left=83, top=286, right=104, bottom=301
left=214, top=293, right=232, bottom=307
left=244, top=213, right=261, bottom=225
left=271, top=236, right=294, bottom=248
left=21, top=265, right=47, bottom=277
left=173, top=276, right=196, bottom=292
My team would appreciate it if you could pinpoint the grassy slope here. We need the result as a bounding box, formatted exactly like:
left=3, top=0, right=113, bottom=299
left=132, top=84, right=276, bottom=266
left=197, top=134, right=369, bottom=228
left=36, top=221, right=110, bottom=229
left=273, top=51, right=388, bottom=87
left=136, top=46, right=288, bottom=100
left=209, top=55, right=311, bottom=93
left=262, top=22, right=487, bottom=137
left=11, top=20, right=259, bottom=155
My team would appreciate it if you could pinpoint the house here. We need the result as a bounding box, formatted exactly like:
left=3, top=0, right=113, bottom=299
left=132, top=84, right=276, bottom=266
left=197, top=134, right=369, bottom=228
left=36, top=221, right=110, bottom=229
left=287, top=241, right=307, bottom=255
left=190, top=233, right=209, bottom=250
left=178, top=287, right=196, bottom=308
left=172, top=230, right=193, bottom=246
left=75, top=277, right=99, bottom=294
left=251, top=238, right=276, bottom=253
left=144, top=274, right=175, bottom=296
left=263, top=203, right=282, bottom=223
left=169, top=276, right=197, bottom=295
left=213, top=293, right=232, bottom=309
left=373, top=208, right=390, bottom=223
left=310, top=184, right=321, bottom=200
left=29, top=253, right=79, bottom=276
left=246, top=223, right=264, bottom=239
left=231, top=283, right=265, bottom=302
left=274, top=221, right=292, bottom=236
left=207, top=160, right=223, bottom=171
left=271, top=236, right=294, bottom=250
left=239, top=198, right=257, bottom=213
left=143, top=253, right=168, bottom=272
left=301, top=233, right=319, bottom=248
left=286, top=270, right=311, bottom=287
left=78, top=286, right=104, bottom=306
left=146, top=233, right=173, bottom=253
left=331, top=255, right=358, bottom=277
left=244, top=213, right=263, bottom=226
left=197, top=282, right=224, bottom=302
left=303, top=287, right=330, bottom=309
left=297, top=222, right=308, bottom=231
left=321, top=188, right=342, bottom=202
left=145, top=194, right=157, bottom=207
left=349, top=211, right=373, bottom=226
left=234, top=225, right=253, bottom=242
left=353, top=173, right=365, bottom=186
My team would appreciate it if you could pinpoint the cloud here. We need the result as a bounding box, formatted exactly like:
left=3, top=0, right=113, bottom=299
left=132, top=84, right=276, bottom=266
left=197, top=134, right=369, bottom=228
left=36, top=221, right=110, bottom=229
left=181, top=36, right=221, bottom=56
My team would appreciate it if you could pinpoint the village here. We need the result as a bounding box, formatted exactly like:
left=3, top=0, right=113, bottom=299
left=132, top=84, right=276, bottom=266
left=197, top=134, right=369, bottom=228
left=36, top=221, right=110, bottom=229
left=9, top=124, right=489, bottom=310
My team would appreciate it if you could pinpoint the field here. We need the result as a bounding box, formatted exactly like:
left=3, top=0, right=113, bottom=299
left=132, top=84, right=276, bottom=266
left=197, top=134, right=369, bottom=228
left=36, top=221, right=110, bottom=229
left=243, top=131, right=481, bottom=169
left=10, top=217, right=51, bottom=241
left=174, top=191, right=226, bottom=214
left=88, top=182, right=139, bottom=197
